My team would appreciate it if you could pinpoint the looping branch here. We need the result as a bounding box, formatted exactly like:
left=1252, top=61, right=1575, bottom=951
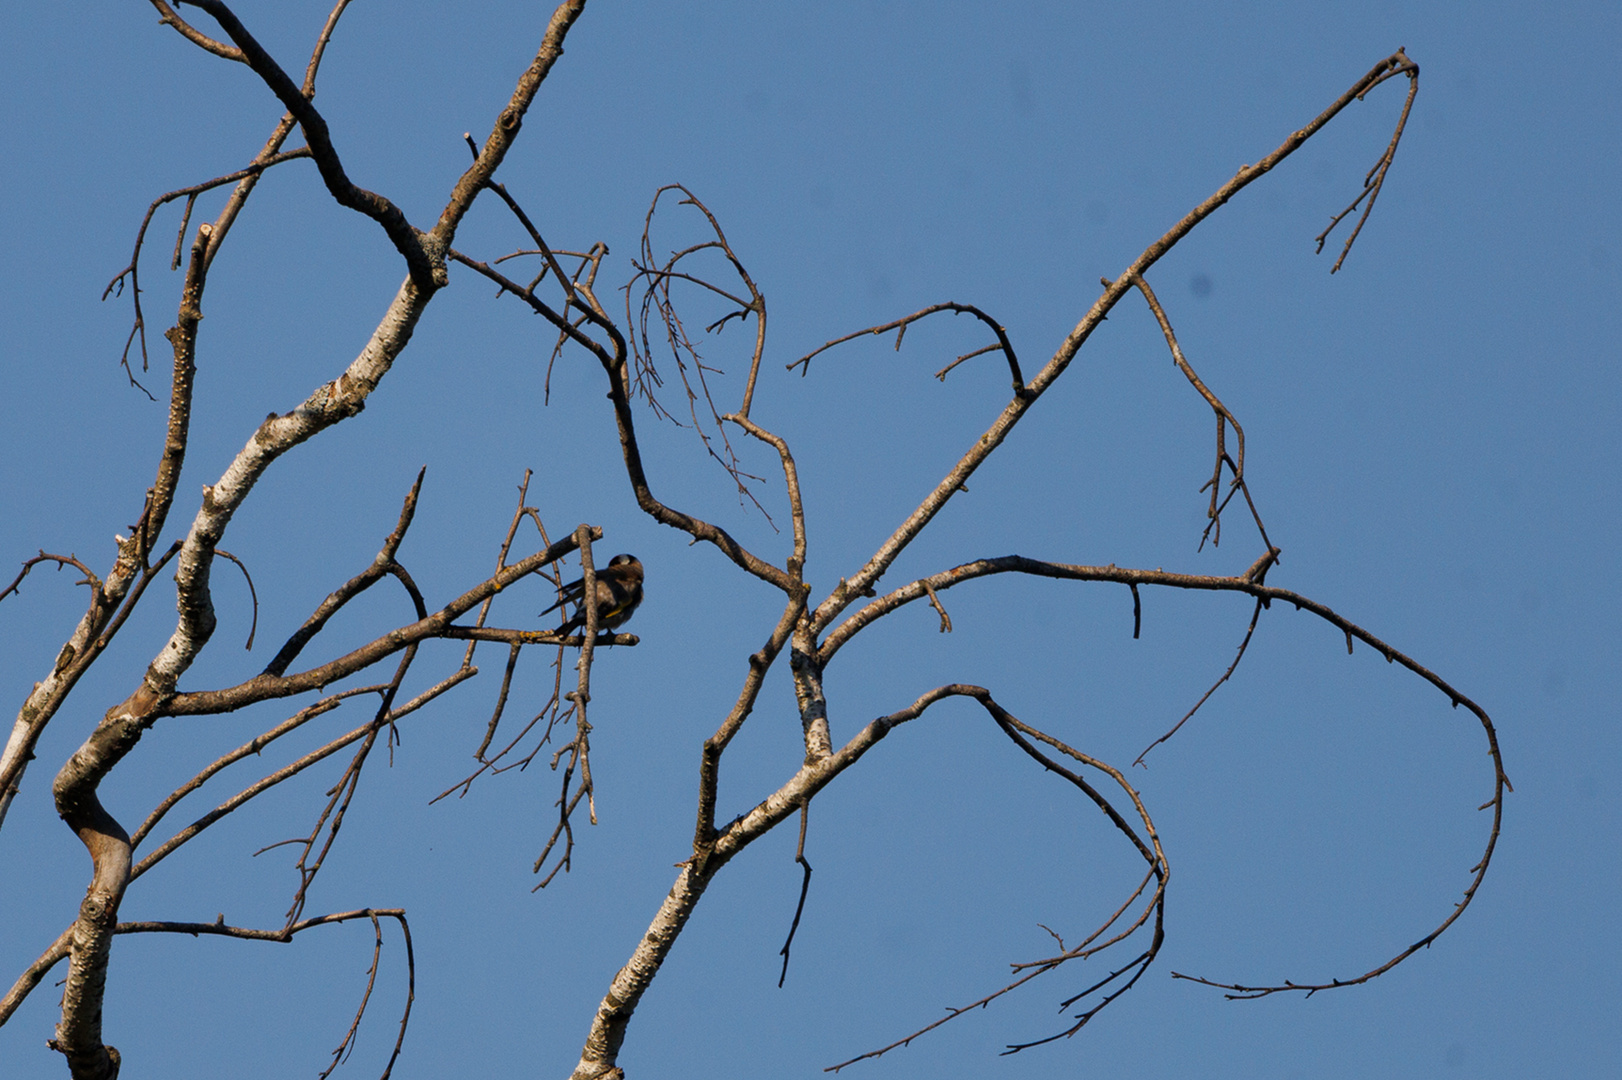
left=824, top=686, right=1166, bottom=1070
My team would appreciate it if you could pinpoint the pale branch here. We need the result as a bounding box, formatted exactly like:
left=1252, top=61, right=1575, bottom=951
left=0, top=541, right=180, bottom=832
left=0, top=204, right=217, bottom=830
left=532, top=528, right=604, bottom=886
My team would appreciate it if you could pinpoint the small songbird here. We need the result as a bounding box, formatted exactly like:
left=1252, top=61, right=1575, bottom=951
left=542, top=554, right=644, bottom=637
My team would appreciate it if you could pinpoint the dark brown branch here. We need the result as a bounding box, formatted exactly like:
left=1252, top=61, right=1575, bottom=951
left=0, top=553, right=103, bottom=607
left=777, top=803, right=813, bottom=987
left=115, top=908, right=415, bottom=1080
left=816, top=553, right=1507, bottom=1008
left=789, top=301, right=1024, bottom=395
left=183, top=0, right=436, bottom=284
left=263, top=470, right=424, bottom=677
left=211, top=548, right=258, bottom=649
left=448, top=250, right=619, bottom=368
left=626, top=185, right=773, bottom=515
left=824, top=686, right=1165, bottom=1070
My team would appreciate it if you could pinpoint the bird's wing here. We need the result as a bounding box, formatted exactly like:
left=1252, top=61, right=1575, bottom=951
left=540, top=576, right=586, bottom=617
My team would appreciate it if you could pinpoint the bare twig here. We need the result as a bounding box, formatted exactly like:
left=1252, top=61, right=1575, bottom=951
left=1315, top=50, right=1420, bottom=272
left=1123, top=272, right=1272, bottom=551
left=776, top=802, right=813, bottom=987
left=1134, top=597, right=1265, bottom=766
left=789, top=301, right=1024, bottom=395
left=824, top=686, right=1166, bottom=1070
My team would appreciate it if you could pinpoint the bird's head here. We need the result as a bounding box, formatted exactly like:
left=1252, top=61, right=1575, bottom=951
left=607, top=554, right=643, bottom=580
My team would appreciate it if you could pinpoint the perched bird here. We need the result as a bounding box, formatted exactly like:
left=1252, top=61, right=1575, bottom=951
left=542, top=554, right=644, bottom=637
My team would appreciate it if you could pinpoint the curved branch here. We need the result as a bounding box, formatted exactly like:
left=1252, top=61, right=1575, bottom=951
left=1315, top=52, right=1420, bottom=272
left=574, top=684, right=1165, bottom=1079
left=819, top=553, right=1508, bottom=1002
left=626, top=185, right=777, bottom=520
left=183, top=0, right=435, bottom=284
left=102, top=148, right=311, bottom=378
left=1125, top=272, right=1271, bottom=552
left=147, top=0, right=244, bottom=62
left=789, top=301, right=1024, bottom=394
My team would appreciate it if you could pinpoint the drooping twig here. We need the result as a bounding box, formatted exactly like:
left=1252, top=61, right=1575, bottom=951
left=789, top=301, right=1024, bottom=395
left=776, top=802, right=813, bottom=987
left=1134, top=596, right=1265, bottom=766
left=1315, top=50, right=1420, bottom=272
left=625, top=185, right=775, bottom=517
left=102, top=149, right=312, bottom=381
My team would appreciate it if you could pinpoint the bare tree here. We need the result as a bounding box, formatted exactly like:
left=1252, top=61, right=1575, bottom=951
left=0, top=5, right=1507, bottom=1079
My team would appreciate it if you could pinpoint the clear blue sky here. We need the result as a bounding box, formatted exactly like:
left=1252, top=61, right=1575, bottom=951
left=2, top=2, right=1617, bottom=1077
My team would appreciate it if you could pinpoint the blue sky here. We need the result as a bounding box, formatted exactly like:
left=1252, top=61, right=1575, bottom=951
left=2, top=2, right=1617, bottom=1077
